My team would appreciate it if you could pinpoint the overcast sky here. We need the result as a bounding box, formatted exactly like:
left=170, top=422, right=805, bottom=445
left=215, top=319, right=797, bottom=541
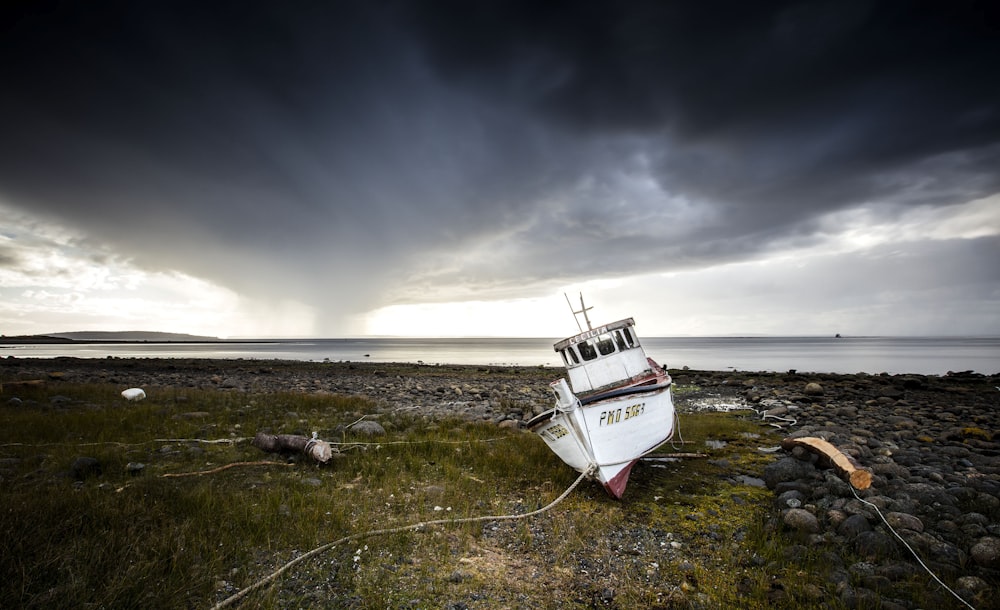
left=1, top=1, right=998, bottom=338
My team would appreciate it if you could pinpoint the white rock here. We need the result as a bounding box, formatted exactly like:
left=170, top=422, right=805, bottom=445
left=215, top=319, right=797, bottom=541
left=121, top=388, right=146, bottom=401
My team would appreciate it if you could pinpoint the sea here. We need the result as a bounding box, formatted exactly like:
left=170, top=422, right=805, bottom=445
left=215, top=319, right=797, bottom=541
left=3, top=336, right=999, bottom=376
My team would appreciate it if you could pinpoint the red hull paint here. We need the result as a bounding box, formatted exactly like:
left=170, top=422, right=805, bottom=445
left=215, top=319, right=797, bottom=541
left=602, top=460, right=638, bottom=499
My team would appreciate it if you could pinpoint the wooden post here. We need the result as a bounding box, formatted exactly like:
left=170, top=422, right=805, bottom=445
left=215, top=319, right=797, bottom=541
left=780, top=436, right=872, bottom=490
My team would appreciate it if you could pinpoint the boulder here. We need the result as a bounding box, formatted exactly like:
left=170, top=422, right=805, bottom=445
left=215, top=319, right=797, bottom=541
left=783, top=508, right=820, bottom=533
left=763, top=457, right=818, bottom=490
left=71, top=456, right=101, bottom=480
left=803, top=382, right=824, bottom=396
left=970, top=537, right=1000, bottom=568
left=351, top=420, right=386, bottom=436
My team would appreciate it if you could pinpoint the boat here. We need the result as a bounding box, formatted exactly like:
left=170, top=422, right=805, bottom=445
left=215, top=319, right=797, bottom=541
left=527, top=295, right=676, bottom=499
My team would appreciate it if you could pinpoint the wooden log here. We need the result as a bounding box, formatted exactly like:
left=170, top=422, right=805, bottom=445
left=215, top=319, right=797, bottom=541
left=780, top=436, right=872, bottom=490
left=1, top=379, right=46, bottom=388
left=251, top=432, right=333, bottom=464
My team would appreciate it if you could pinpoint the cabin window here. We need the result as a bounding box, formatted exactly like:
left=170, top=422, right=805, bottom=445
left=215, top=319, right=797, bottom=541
left=614, top=330, right=628, bottom=351
left=596, top=333, right=616, bottom=355
left=562, top=347, right=580, bottom=365
left=577, top=340, right=598, bottom=361
left=623, top=328, right=638, bottom=348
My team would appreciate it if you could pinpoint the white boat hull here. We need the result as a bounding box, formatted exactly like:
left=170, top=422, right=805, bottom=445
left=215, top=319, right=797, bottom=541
left=529, top=382, right=675, bottom=498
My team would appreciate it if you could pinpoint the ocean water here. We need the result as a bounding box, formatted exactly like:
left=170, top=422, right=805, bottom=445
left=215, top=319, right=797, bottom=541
left=3, top=336, right=999, bottom=376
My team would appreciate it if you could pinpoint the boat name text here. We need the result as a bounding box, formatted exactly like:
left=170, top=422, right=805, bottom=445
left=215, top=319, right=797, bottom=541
left=599, top=403, right=645, bottom=426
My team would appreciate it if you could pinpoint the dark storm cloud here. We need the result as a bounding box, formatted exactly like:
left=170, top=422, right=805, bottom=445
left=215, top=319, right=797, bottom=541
left=405, top=1, right=1000, bottom=232
left=1, top=1, right=998, bottom=331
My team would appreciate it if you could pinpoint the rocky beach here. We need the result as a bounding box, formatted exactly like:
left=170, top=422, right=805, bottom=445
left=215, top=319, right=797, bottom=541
left=2, top=356, right=999, bottom=609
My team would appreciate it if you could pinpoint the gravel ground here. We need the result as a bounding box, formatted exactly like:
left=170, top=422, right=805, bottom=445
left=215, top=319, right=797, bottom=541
left=3, top=356, right=999, bottom=608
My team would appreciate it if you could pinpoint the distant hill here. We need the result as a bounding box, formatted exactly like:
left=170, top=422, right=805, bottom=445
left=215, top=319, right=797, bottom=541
left=0, top=335, right=75, bottom=344
left=49, top=331, right=220, bottom=342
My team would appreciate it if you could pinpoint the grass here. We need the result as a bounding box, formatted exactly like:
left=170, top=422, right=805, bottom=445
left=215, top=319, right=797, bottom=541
left=0, top=378, right=848, bottom=609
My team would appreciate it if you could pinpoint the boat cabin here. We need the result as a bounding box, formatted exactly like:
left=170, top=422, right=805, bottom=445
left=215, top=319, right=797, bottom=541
left=553, top=318, right=655, bottom=394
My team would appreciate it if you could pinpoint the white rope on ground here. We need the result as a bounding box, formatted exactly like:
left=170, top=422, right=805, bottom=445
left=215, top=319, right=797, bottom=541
left=208, top=466, right=596, bottom=610
left=0, top=436, right=508, bottom=450
left=0, top=438, right=250, bottom=448
left=761, top=414, right=797, bottom=428
left=154, top=438, right=249, bottom=444
left=161, top=461, right=293, bottom=478
left=849, top=486, right=976, bottom=610
left=331, top=436, right=507, bottom=448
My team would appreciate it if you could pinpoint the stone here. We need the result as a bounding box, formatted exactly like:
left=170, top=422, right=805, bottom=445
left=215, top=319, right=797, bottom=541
left=350, top=420, right=386, bottom=436
left=928, top=540, right=966, bottom=568
left=735, top=474, right=766, bottom=487
left=871, top=462, right=910, bottom=479
left=70, top=456, right=101, bottom=480
left=853, top=531, right=897, bottom=560
left=126, top=462, right=145, bottom=476
left=763, top=457, right=818, bottom=490
left=885, top=511, right=923, bottom=533
left=970, top=537, right=1000, bottom=568
left=777, top=490, right=806, bottom=508
left=764, top=405, right=789, bottom=417
left=783, top=508, right=820, bottom=533
left=838, top=514, right=872, bottom=539
left=803, top=382, right=824, bottom=396
left=955, top=575, right=990, bottom=596
left=876, top=561, right=921, bottom=581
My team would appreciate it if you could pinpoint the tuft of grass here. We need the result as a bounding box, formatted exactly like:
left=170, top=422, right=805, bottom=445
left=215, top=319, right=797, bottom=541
left=1, top=380, right=844, bottom=608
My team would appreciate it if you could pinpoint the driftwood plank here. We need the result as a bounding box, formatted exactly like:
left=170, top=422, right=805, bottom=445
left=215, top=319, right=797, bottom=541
left=252, top=432, right=333, bottom=464
left=781, top=436, right=872, bottom=490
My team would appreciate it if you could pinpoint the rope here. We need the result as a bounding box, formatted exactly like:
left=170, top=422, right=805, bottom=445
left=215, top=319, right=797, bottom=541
left=668, top=409, right=685, bottom=451
left=161, top=461, right=293, bottom=478
left=155, top=438, right=249, bottom=444
left=0, top=438, right=249, bottom=448
left=761, top=414, right=797, bottom=428
left=208, top=466, right=595, bottom=610
left=331, top=437, right=507, bottom=446
left=849, top=486, right=976, bottom=610
left=0, top=436, right=506, bottom=450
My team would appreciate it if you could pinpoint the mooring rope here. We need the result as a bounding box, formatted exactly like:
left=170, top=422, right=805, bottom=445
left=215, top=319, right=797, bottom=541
left=668, top=409, right=685, bottom=451
left=849, top=485, right=976, bottom=610
left=208, top=466, right=595, bottom=610
left=0, top=435, right=508, bottom=450
left=160, top=461, right=293, bottom=478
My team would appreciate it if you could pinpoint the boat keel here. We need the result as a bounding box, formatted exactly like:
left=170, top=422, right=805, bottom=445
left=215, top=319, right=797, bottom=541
left=600, top=460, right=638, bottom=500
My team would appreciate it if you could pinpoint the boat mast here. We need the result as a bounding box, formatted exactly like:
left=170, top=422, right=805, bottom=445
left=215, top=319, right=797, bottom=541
left=565, top=292, right=594, bottom=332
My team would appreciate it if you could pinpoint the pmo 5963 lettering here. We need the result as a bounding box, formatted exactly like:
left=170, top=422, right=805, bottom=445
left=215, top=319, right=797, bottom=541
left=599, top=403, right=645, bottom=426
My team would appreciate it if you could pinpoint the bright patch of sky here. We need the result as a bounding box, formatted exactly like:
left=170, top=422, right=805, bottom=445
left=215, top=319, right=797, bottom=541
left=0, top=204, right=315, bottom=338
left=1, top=190, right=997, bottom=339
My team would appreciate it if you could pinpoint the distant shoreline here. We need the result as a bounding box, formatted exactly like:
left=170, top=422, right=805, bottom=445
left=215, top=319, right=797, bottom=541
left=2, top=335, right=996, bottom=376
left=0, top=336, right=274, bottom=345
